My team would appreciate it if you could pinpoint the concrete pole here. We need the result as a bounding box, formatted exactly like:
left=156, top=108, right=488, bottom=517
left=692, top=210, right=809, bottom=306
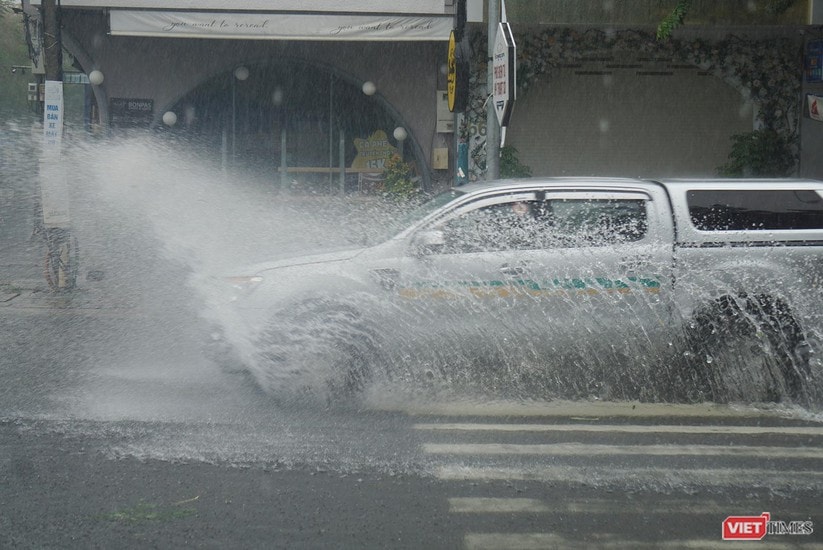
left=42, top=0, right=63, bottom=82
left=486, top=0, right=500, bottom=180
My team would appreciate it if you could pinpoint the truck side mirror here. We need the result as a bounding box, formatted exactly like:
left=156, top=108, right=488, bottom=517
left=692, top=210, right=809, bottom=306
left=412, top=229, right=446, bottom=256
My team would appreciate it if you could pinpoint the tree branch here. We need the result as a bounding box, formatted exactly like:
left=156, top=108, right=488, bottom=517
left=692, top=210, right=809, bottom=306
left=657, top=0, right=691, bottom=41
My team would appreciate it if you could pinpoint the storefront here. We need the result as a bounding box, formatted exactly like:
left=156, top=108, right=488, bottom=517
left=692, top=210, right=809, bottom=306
left=23, top=0, right=823, bottom=183
left=25, top=0, right=463, bottom=191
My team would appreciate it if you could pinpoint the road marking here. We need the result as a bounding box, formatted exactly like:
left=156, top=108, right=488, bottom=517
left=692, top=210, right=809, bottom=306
left=424, top=442, right=823, bottom=459
left=371, top=399, right=815, bottom=419
left=449, top=498, right=550, bottom=514
left=0, top=305, right=147, bottom=319
left=448, top=497, right=756, bottom=515
left=464, top=533, right=564, bottom=550
left=435, top=465, right=823, bottom=487
left=464, top=533, right=823, bottom=550
left=450, top=497, right=746, bottom=515
left=415, top=423, right=823, bottom=436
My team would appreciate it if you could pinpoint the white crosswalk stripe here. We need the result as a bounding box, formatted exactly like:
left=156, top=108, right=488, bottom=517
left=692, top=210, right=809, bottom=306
left=424, top=442, right=823, bottom=458
left=463, top=533, right=823, bottom=550
left=410, top=401, right=823, bottom=549
left=415, top=422, right=823, bottom=436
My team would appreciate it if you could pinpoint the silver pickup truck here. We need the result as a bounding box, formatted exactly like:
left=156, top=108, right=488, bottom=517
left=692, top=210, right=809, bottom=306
left=214, top=177, right=822, bottom=404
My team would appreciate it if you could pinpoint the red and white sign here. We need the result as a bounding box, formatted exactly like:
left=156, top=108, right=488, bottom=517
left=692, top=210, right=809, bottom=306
left=809, top=94, right=823, bottom=122
left=492, top=21, right=516, bottom=127
left=722, top=513, right=770, bottom=541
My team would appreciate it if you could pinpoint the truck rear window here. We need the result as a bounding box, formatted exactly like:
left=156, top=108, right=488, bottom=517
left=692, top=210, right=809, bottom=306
left=687, top=190, right=823, bottom=231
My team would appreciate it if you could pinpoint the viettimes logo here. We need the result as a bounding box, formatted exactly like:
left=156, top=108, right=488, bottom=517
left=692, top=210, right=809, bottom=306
left=722, top=513, right=814, bottom=540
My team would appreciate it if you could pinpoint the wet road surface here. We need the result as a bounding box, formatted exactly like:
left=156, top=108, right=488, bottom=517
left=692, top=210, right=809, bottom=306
left=1, top=295, right=823, bottom=548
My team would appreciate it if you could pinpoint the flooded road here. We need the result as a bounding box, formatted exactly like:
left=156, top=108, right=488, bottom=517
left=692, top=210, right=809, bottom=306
left=2, top=300, right=823, bottom=548
left=3, top=134, right=823, bottom=547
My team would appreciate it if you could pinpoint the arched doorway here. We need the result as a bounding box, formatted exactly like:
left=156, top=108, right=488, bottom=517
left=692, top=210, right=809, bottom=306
left=162, top=60, right=423, bottom=193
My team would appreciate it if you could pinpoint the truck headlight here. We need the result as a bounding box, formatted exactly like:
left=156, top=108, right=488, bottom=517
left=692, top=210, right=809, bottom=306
left=224, top=275, right=263, bottom=291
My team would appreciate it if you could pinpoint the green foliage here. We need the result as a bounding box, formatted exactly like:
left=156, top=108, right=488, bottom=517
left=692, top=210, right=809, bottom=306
left=657, top=0, right=691, bottom=40
left=718, top=129, right=796, bottom=177
left=500, top=145, right=532, bottom=178
left=381, top=154, right=418, bottom=200
left=765, top=0, right=796, bottom=15
left=657, top=0, right=797, bottom=39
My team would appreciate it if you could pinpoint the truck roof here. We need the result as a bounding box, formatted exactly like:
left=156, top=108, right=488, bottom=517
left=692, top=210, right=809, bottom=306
left=647, top=178, right=823, bottom=191
left=454, top=177, right=823, bottom=197
left=453, top=177, right=654, bottom=195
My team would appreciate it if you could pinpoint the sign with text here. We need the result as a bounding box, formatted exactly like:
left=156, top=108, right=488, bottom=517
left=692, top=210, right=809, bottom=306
left=42, top=80, right=64, bottom=152
left=111, top=10, right=452, bottom=41
left=351, top=130, right=398, bottom=171
left=110, top=97, right=154, bottom=128
left=723, top=513, right=770, bottom=540
left=722, top=513, right=813, bottom=541
left=34, top=1, right=445, bottom=13
left=492, top=22, right=516, bottom=127
left=447, top=29, right=469, bottom=112
left=41, top=80, right=70, bottom=227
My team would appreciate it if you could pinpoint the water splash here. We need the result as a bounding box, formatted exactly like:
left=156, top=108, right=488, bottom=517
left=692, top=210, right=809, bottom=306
left=6, top=126, right=820, bottom=413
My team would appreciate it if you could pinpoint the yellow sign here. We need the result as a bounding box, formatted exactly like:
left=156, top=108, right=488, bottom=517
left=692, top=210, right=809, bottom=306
left=351, top=130, right=398, bottom=171
left=447, top=30, right=457, bottom=112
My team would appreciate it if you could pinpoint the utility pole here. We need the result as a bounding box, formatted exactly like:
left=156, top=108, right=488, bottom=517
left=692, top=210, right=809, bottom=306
left=42, top=0, right=62, bottom=82
left=40, top=0, right=76, bottom=290
left=486, top=0, right=500, bottom=180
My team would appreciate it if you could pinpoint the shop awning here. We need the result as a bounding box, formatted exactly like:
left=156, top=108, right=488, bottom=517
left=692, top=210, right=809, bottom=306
left=109, top=10, right=453, bottom=41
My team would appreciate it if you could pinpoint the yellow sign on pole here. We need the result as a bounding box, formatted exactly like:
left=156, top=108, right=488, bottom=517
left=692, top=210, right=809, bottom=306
left=447, top=30, right=458, bottom=111
left=447, top=29, right=468, bottom=112
left=351, top=130, right=398, bottom=171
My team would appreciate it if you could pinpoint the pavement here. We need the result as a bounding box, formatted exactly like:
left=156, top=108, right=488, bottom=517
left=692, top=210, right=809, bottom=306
left=0, top=238, right=139, bottom=314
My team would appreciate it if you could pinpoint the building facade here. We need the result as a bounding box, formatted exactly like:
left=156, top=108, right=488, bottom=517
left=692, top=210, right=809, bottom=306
left=23, top=0, right=823, bottom=189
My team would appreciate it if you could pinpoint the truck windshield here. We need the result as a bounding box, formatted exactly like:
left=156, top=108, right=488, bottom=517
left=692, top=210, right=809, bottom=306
left=381, top=189, right=466, bottom=241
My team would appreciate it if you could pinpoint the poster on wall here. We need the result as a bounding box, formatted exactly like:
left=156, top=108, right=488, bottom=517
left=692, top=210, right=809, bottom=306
left=806, top=40, right=823, bottom=83
left=809, top=94, right=823, bottom=122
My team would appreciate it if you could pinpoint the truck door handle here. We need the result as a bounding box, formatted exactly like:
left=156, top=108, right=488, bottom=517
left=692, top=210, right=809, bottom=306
left=500, top=264, right=526, bottom=276
left=371, top=268, right=400, bottom=290
left=619, top=255, right=652, bottom=276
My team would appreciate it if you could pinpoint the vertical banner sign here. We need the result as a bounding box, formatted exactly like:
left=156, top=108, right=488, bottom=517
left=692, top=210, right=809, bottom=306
left=41, top=80, right=70, bottom=227
left=447, top=30, right=459, bottom=111
left=447, top=29, right=469, bottom=112
left=492, top=21, right=516, bottom=128
left=43, top=80, right=63, bottom=150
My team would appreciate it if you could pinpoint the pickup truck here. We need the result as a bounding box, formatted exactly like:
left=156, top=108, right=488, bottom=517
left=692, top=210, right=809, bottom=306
left=215, top=177, right=822, bottom=404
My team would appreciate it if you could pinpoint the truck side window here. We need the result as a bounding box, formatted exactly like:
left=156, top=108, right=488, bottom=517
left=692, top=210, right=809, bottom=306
left=437, top=200, right=547, bottom=253
left=435, top=198, right=647, bottom=253
left=688, top=190, right=823, bottom=231
left=547, top=199, right=648, bottom=247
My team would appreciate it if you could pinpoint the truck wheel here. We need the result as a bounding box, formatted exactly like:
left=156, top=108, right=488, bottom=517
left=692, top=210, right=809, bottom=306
left=687, top=294, right=811, bottom=403
left=252, top=299, right=381, bottom=403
